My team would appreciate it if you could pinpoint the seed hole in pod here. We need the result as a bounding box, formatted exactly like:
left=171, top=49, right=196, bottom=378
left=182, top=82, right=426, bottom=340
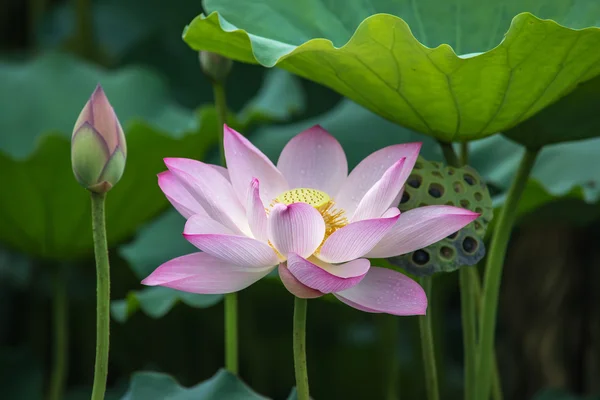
left=432, top=171, right=443, bottom=178
left=407, top=174, right=422, bottom=188
left=462, top=237, right=478, bottom=253
left=446, top=201, right=455, bottom=206
left=412, top=250, right=430, bottom=265
left=464, top=173, right=476, bottom=186
left=453, top=181, right=465, bottom=194
left=474, top=221, right=482, bottom=230
left=475, top=207, right=483, bottom=214
left=414, top=162, right=423, bottom=169
left=447, top=168, right=455, bottom=175
left=460, top=199, right=470, bottom=208
left=447, top=232, right=458, bottom=240
left=419, top=202, right=428, bottom=207
left=474, top=192, right=483, bottom=201
left=428, top=183, right=444, bottom=198
left=400, top=192, right=410, bottom=204
left=440, top=246, right=454, bottom=259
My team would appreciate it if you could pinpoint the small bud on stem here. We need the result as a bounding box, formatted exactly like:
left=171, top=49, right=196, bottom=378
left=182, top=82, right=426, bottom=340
left=71, top=85, right=127, bottom=193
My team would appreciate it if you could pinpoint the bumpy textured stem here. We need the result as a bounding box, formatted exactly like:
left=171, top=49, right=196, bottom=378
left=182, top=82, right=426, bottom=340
left=224, top=292, right=239, bottom=374
left=472, top=268, right=503, bottom=400
left=475, top=148, right=539, bottom=400
left=48, top=265, right=68, bottom=400
left=211, top=79, right=239, bottom=375
left=213, top=82, right=227, bottom=166
left=460, top=268, right=477, bottom=400
left=90, top=192, right=110, bottom=400
left=293, top=297, right=310, bottom=400
left=439, top=140, right=477, bottom=400
left=419, top=276, right=439, bottom=400
left=380, top=315, right=400, bottom=400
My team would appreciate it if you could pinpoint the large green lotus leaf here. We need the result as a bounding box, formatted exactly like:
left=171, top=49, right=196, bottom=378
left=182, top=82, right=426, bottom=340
left=251, top=100, right=600, bottom=216
left=121, top=369, right=267, bottom=400
left=183, top=0, right=600, bottom=142
left=0, top=119, right=216, bottom=260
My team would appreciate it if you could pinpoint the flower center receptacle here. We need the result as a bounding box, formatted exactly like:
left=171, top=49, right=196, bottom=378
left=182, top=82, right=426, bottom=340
left=276, top=188, right=330, bottom=208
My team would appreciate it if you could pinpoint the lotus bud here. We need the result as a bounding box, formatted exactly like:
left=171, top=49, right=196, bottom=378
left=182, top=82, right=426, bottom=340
left=199, top=51, right=233, bottom=83
left=71, top=85, right=127, bottom=193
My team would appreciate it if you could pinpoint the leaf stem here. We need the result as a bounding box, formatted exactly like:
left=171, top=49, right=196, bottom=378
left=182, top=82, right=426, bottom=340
left=72, top=0, right=95, bottom=60
left=212, top=78, right=239, bottom=375
left=293, top=297, right=310, bottom=400
left=475, top=148, right=540, bottom=399
left=90, top=192, right=110, bottom=400
left=224, top=292, right=239, bottom=374
left=379, top=315, right=400, bottom=400
left=419, top=276, right=439, bottom=400
left=213, top=82, right=227, bottom=167
left=48, top=264, right=68, bottom=400
left=439, top=140, right=477, bottom=400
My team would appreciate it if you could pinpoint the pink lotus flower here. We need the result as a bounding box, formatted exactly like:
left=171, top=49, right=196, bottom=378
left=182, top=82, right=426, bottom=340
left=142, top=126, right=478, bottom=315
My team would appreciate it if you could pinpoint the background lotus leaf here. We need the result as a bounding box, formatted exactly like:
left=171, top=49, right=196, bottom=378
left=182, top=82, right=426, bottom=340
left=121, top=369, right=267, bottom=400
left=183, top=0, right=600, bottom=142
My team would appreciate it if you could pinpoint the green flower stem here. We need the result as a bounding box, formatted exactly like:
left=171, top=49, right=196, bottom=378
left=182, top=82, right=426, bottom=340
left=475, top=148, right=540, bottom=400
left=439, top=140, right=477, bottom=400
left=90, top=192, right=111, bottom=400
left=48, top=264, right=68, bottom=400
left=224, top=292, right=239, bottom=374
left=293, top=297, right=310, bottom=400
left=213, top=82, right=228, bottom=167
left=459, top=268, right=477, bottom=400
left=472, top=267, right=503, bottom=400
left=419, top=276, right=439, bottom=400
left=211, top=78, right=239, bottom=375
left=73, top=0, right=95, bottom=60
left=379, top=315, right=400, bottom=400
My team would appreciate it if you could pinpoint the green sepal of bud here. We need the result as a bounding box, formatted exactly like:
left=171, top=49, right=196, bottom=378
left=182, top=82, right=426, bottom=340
left=199, top=51, right=233, bottom=83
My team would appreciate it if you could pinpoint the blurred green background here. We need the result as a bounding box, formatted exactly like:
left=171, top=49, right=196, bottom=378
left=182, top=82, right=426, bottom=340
left=1, top=0, right=599, bottom=399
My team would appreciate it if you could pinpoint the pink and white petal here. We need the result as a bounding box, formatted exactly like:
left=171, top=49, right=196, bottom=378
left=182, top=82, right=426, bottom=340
left=164, top=157, right=250, bottom=235
left=278, top=263, right=324, bottom=299
left=366, top=206, right=480, bottom=258
left=246, top=178, right=268, bottom=241
left=276, top=125, right=348, bottom=194
left=268, top=203, right=325, bottom=259
left=210, top=165, right=229, bottom=181
left=286, top=254, right=368, bottom=294
left=142, top=252, right=273, bottom=294
left=223, top=125, right=288, bottom=205
left=185, top=213, right=235, bottom=235
left=334, top=267, right=427, bottom=316
left=336, top=142, right=422, bottom=216
left=157, top=171, right=206, bottom=219
left=351, top=158, right=407, bottom=222
left=317, top=209, right=401, bottom=264
left=184, top=215, right=279, bottom=268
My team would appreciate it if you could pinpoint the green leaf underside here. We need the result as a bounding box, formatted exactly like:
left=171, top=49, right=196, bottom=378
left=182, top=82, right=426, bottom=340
left=184, top=1, right=600, bottom=141
left=111, top=286, right=223, bottom=323
left=391, top=157, right=493, bottom=276
left=121, top=369, right=267, bottom=400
